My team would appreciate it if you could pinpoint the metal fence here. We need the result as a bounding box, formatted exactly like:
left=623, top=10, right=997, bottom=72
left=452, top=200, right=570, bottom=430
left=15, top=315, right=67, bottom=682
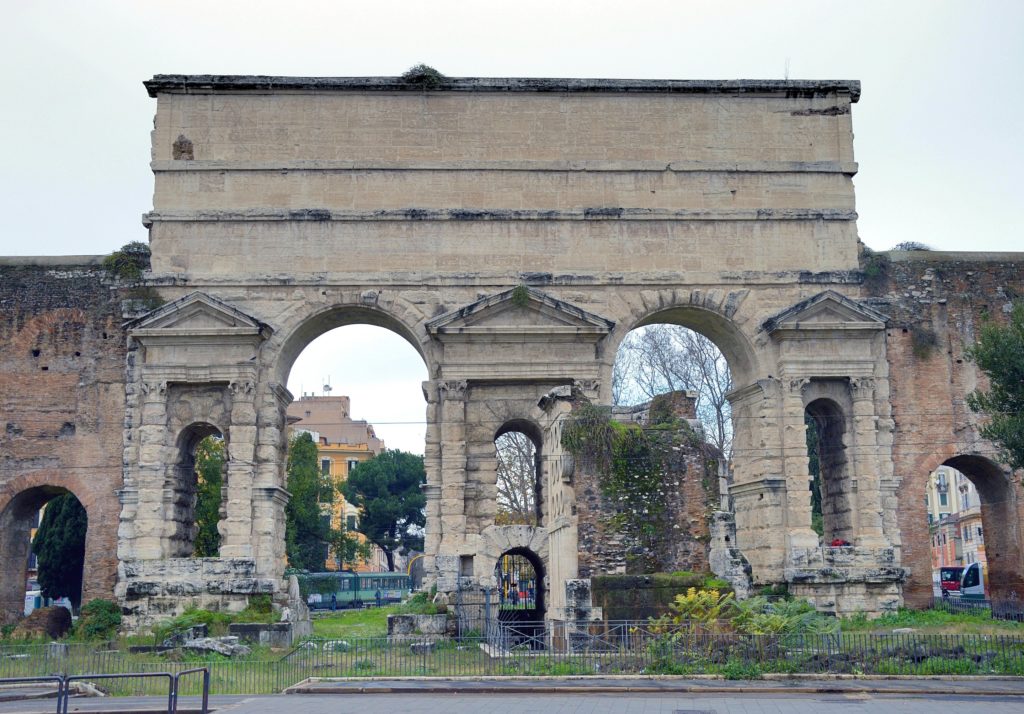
left=0, top=668, right=208, bottom=714
left=932, top=595, right=1024, bottom=621
left=3, top=625, right=1024, bottom=693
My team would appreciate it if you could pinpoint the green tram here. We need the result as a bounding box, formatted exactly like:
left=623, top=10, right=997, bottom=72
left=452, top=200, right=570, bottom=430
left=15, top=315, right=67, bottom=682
left=297, top=571, right=411, bottom=609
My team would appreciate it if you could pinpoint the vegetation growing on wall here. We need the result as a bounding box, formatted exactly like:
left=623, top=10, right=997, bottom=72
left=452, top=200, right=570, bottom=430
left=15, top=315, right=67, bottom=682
left=510, top=284, right=530, bottom=308
left=102, top=241, right=151, bottom=281
left=103, top=241, right=163, bottom=310
left=860, top=246, right=890, bottom=296
left=910, top=324, right=939, bottom=359
left=400, top=64, right=447, bottom=88
left=562, top=402, right=715, bottom=572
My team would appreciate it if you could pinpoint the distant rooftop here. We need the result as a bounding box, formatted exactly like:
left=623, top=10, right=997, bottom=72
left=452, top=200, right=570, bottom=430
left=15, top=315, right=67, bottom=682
left=145, top=75, right=861, bottom=101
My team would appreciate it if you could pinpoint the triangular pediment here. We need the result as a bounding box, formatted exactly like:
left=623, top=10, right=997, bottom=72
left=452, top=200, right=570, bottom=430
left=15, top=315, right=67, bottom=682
left=427, top=287, right=614, bottom=339
left=128, top=292, right=267, bottom=335
left=764, top=290, right=888, bottom=334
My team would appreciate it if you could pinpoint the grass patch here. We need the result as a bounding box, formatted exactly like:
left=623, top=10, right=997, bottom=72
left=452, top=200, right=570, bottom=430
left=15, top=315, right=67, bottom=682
left=311, top=605, right=399, bottom=639
left=841, top=607, right=1024, bottom=635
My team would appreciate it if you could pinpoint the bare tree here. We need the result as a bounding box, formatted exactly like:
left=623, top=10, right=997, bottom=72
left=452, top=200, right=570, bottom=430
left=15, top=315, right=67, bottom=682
left=495, top=431, right=537, bottom=525
left=613, top=324, right=733, bottom=456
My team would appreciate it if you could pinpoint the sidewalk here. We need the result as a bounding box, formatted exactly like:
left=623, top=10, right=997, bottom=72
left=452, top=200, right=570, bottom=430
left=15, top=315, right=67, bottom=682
left=286, top=674, right=1024, bottom=696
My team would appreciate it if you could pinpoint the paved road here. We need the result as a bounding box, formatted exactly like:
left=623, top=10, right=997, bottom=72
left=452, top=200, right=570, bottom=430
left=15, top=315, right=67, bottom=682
left=3, top=691, right=1024, bottom=714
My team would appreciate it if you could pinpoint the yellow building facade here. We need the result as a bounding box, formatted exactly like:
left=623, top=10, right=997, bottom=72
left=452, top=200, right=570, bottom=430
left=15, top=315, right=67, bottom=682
left=287, top=395, right=387, bottom=572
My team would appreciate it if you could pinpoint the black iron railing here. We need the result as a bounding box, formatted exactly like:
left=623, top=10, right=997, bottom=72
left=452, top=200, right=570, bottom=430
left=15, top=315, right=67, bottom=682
left=0, top=668, right=209, bottom=714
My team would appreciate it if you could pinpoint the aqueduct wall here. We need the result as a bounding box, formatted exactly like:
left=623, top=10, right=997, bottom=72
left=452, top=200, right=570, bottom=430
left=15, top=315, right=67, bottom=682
left=1, top=75, right=1022, bottom=626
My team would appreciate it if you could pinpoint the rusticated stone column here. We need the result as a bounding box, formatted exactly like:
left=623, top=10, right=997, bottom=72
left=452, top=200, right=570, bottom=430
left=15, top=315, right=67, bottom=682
left=134, top=379, right=169, bottom=559
left=220, top=379, right=257, bottom=558
left=848, top=377, right=887, bottom=546
left=251, top=383, right=292, bottom=576
left=436, top=379, right=468, bottom=591
left=421, top=380, right=442, bottom=587
left=783, top=378, right=819, bottom=551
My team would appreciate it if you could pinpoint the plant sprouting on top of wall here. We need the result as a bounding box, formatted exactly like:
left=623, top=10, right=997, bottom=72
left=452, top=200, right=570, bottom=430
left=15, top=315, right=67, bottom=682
left=860, top=246, right=889, bottom=296
left=103, top=241, right=151, bottom=282
left=103, top=241, right=164, bottom=312
left=400, top=64, right=447, bottom=89
left=510, top=284, right=531, bottom=309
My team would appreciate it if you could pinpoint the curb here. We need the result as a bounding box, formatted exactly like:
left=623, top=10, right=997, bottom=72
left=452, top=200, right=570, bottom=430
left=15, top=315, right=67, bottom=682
left=288, top=683, right=1024, bottom=696
left=285, top=675, right=1024, bottom=697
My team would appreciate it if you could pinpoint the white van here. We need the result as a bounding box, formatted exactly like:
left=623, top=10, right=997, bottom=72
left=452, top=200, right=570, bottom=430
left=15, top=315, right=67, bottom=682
left=959, top=562, right=987, bottom=600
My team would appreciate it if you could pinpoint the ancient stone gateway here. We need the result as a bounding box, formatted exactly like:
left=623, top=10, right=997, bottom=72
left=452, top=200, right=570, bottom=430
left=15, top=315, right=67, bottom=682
left=3, top=74, right=1023, bottom=627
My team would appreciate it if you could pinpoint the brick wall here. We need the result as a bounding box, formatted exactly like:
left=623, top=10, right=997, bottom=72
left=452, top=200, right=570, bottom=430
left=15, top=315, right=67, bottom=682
left=0, top=258, right=125, bottom=621
left=876, top=252, right=1024, bottom=606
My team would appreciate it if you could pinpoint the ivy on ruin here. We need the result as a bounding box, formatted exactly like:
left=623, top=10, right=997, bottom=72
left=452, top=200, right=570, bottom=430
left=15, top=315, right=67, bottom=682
left=561, top=400, right=714, bottom=572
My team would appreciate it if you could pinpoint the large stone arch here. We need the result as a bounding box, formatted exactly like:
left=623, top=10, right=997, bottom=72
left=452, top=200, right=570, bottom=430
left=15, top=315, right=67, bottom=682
left=267, top=297, right=438, bottom=387
left=0, top=470, right=118, bottom=622
left=942, top=455, right=1024, bottom=601
left=599, top=288, right=762, bottom=396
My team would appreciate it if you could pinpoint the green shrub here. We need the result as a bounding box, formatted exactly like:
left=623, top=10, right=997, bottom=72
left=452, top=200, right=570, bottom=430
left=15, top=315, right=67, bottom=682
left=153, top=607, right=234, bottom=642
left=235, top=594, right=276, bottom=623
left=77, top=599, right=122, bottom=640
left=732, top=596, right=838, bottom=636
left=102, top=241, right=151, bottom=281
left=399, top=591, right=439, bottom=615
left=722, top=657, right=762, bottom=680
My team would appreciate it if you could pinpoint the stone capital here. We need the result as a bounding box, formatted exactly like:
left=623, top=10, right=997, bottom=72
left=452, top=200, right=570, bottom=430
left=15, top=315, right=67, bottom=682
left=849, top=377, right=875, bottom=400
left=439, top=380, right=468, bottom=400
left=230, top=379, right=256, bottom=397
left=141, top=380, right=167, bottom=397
left=788, top=377, right=811, bottom=395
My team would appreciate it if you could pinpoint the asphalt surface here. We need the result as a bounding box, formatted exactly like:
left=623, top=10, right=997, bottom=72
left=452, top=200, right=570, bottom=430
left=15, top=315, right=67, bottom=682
left=2, top=690, right=1024, bottom=714
left=2, top=678, right=1024, bottom=714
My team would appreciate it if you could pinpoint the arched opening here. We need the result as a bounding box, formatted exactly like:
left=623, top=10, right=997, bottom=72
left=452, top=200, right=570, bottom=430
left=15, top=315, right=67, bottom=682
left=612, top=322, right=734, bottom=457
left=282, top=321, right=429, bottom=573
left=0, top=486, right=88, bottom=621
left=603, top=315, right=736, bottom=576
left=804, top=398, right=854, bottom=545
left=494, top=547, right=546, bottom=645
left=171, top=423, right=225, bottom=558
left=494, top=420, right=543, bottom=527
left=925, top=464, right=977, bottom=597
left=931, top=455, right=1022, bottom=603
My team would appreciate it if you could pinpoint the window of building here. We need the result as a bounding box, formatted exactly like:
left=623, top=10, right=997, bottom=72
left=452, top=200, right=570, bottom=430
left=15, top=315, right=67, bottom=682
left=347, top=459, right=359, bottom=473
left=346, top=515, right=357, bottom=531
left=939, top=492, right=948, bottom=506
left=321, top=458, right=331, bottom=475
left=977, top=526, right=984, bottom=540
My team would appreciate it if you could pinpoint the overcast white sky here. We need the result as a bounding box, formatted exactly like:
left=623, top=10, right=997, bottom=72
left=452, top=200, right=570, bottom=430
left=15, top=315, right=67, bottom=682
left=4, top=1, right=1021, bottom=452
